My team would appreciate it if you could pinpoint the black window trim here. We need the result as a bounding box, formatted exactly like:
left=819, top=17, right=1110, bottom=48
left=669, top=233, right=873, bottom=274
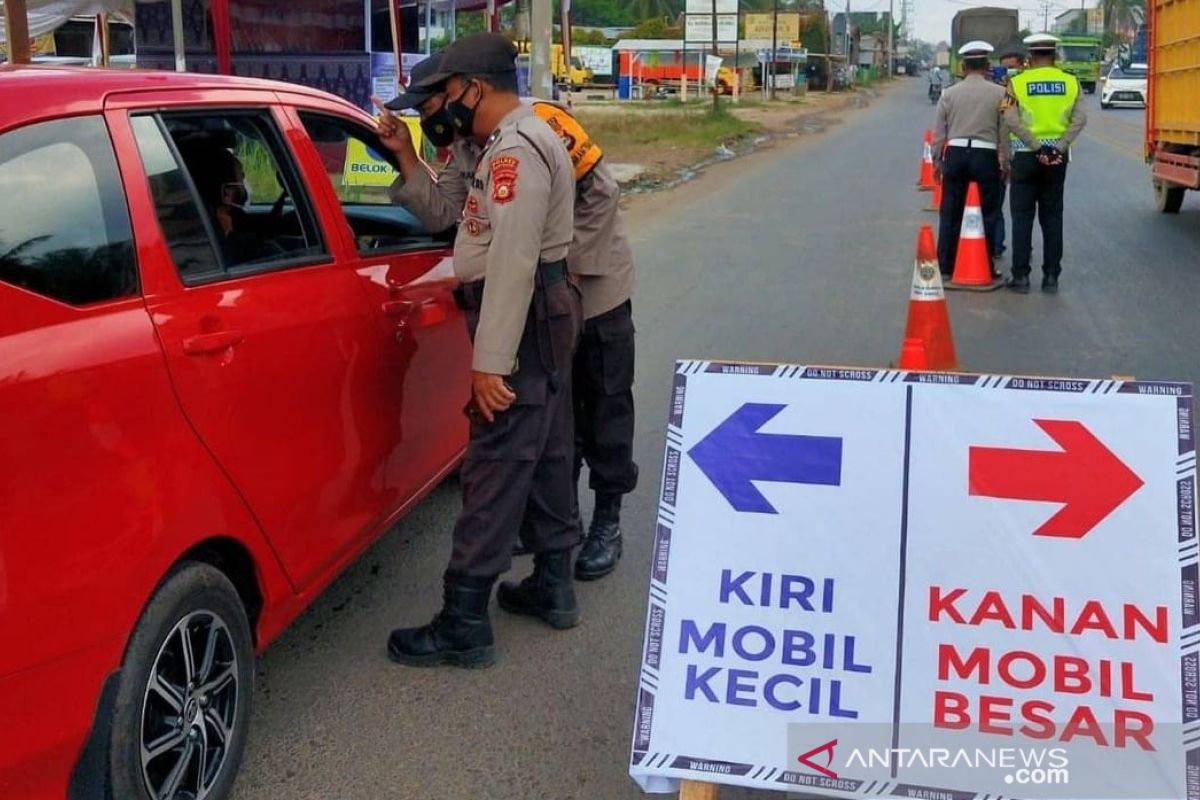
left=296, top=109, right=455, bottom=257
left=132, top=106, right=334, bottom=287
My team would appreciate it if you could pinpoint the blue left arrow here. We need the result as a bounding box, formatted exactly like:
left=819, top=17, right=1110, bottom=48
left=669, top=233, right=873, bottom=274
left=687, top=403, right=843, bottom=514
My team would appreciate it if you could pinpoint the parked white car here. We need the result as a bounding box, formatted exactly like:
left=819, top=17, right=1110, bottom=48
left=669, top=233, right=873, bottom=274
left=1101, top=63, right=1148, bottom=108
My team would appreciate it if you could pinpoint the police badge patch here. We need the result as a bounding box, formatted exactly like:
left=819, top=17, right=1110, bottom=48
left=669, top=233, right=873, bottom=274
left=490, top=155, right=519, bottom=205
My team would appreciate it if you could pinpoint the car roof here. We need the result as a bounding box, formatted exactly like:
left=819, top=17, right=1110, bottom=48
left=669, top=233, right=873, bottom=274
left=0, top=65, right=364, bottom=128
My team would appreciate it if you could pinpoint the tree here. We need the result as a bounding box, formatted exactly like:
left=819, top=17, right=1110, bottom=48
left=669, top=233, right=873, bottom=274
left=1098, top=0, right=1145, bottom=39
left=627, top=0, right=679, bottom=21
left=629, top=16, right=673, bottom=39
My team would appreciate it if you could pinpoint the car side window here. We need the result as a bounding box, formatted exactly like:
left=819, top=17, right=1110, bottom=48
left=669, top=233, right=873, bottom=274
left=0, top=116, right=136, bottom=306
left=297, top=111, right=448, bottom=255
left=131, top=109, right=327, bottom=285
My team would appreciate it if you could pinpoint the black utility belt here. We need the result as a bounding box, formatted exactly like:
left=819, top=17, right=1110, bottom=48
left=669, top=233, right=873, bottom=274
left=453, top=260, right=568, bottom=311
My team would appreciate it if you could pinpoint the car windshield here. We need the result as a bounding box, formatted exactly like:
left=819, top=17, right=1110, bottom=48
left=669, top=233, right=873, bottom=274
left=1111, top=66, right=1147, bottom=78
left=1062, top=46, right=1098, bottom=61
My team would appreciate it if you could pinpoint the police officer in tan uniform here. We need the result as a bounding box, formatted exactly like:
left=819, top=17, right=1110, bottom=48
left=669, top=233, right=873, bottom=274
left=932, top=40, right=1008, bottom=278
left=383, top=34, right=583, bottom=669
left=377, top=49, right=638, bottom=583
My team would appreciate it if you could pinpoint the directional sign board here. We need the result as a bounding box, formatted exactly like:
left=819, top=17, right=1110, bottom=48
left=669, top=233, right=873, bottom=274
left=630, top=362, right=1197, bottom=800
left=684, top=14, right=739, bottom=43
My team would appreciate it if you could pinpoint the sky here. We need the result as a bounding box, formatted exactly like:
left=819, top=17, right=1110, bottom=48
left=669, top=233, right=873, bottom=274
left=899, top=0, right=1089, bottom=45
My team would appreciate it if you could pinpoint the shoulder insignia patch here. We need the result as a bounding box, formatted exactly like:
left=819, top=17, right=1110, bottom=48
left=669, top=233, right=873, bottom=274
left=465, top=195, right=480, bottom=215
left=465, top=218, right=482, bottom=237
left=490, top=155, right=520, bottom=205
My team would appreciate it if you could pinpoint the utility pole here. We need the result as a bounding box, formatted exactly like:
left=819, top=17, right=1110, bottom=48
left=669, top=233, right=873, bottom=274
left=887, top=0, right=894, bottom=78
left=531, top=0, right=553, bottom=98
left=770, top=0, right=779, bottom=99
left=712, top=0, right=720, bottom=112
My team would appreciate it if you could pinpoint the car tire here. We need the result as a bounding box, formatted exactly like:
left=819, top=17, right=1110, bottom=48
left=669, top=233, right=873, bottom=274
left=108, top=562, right=254, bottom=800
left=1154, top=180, right=1186, bottom=214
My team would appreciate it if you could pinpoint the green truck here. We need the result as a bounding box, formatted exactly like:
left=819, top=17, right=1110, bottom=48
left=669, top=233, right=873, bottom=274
left=1058, top=34, right=1103, bottom=93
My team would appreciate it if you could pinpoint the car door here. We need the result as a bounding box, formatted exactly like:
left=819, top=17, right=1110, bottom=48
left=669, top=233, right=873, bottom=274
left=281, top=99, right=471, bottom=497
left=108, top=96, right=393, bottom=590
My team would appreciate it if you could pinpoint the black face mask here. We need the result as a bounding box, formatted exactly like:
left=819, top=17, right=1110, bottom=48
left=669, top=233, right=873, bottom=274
left=445, top=82, right=480, bottom=137
left=420, top=106, right=456, bottom=148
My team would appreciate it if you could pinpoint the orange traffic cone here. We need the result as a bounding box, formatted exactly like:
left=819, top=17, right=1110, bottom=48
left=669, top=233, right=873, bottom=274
left=926, top=174, right=942, bottom=212
left=898, top=337, right=930, bottom=370
left=918, top=130, right=935, bottom=192
left=946, top=182, right=1002, bottom=292
left=903, top=225, right=958, bottom=371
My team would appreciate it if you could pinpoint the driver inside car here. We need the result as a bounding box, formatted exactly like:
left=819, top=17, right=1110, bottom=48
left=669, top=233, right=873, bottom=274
left=180, top=141, right=285, bottom=266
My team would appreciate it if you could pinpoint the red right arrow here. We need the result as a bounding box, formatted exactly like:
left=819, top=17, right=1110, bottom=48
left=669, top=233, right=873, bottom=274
left=968, top=419, right=1144, bottom=539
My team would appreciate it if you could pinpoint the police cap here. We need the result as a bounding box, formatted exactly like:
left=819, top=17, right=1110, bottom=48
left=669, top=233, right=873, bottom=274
left=958, top=40, right=994, bottom=57
left=435, top=32, right=519, bottom=80
left=1024, top=33, right=1061, bottom=52
left=384, top=52, right=447, bottom=111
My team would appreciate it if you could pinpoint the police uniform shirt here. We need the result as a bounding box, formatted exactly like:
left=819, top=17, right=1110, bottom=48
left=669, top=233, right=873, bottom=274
left=455, top=103, right=574, bottom=375
left=389, top=139, right=483, bottom=234
left=527, top=98, right=635, bottom=320
left=932, top=73, right=1009, bottom=171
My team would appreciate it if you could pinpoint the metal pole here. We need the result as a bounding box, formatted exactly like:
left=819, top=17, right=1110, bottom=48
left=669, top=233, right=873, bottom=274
left=770, top=0, right=779, bottom=99
left=887, top=0, right=894, bottom=78
left=530, top=0, right=552, bottom=98
left=171, top=0, right=186, bottom=71
left=734, top=0, right=740, bottom=103
left=711, top=0, right=719, bottom=111
left=425, top=0, right=432, bottom=54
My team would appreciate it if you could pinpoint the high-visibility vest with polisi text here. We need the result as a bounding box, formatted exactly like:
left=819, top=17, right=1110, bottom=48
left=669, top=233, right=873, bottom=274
left=1009, top=66, right=1079, bottom=147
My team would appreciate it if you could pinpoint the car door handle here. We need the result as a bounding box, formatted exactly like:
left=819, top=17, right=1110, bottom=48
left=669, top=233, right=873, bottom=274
left=382, top=300, right=416, bottom=319
left=182, top=330, right=244, bottom=356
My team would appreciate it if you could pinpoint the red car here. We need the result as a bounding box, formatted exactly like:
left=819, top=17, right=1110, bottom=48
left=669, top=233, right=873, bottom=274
left=0, top=65, right=470, bottom=800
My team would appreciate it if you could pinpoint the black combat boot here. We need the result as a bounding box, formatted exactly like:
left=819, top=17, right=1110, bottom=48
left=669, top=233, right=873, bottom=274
left=388, top=572, right=497, bottom=668
left=497, top=550, right=580, bottom=629
left=575, top=493, right=623, bottom=581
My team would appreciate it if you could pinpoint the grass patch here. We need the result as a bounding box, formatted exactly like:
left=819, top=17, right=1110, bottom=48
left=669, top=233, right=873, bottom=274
left=575, top=105, right=761, bottom=157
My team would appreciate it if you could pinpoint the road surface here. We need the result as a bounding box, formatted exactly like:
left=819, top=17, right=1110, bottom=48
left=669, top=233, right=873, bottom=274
left=231, top=77, right=1200, bottom=800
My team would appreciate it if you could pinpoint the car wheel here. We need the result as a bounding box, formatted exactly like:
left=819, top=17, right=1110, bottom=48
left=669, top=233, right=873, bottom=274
left=1154, top=180, right=1186, bottom=214
left=109, top=562, right=254, bottom=800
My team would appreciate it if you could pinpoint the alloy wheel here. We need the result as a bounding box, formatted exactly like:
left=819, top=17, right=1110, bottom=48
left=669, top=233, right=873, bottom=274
left=139, top=610, right=240, bottom=800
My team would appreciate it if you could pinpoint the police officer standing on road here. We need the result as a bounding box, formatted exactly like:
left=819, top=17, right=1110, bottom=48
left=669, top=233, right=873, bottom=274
left=989, top=51, right=1024, bottom=261
left=1003, top=33, right=1088, bottom=294
left=383, top=33, right=583, bottom=669
left=932, top=41, right=1009, bottom=279
left=376, top=47, right=638, bottom=584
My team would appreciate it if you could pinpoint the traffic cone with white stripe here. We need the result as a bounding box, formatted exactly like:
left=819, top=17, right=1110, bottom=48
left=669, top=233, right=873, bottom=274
left=902, top=225, right=957, bottom=371
left=917, top=130, right=936, bottom=192
left=946, top=182, right=1002, bottom=292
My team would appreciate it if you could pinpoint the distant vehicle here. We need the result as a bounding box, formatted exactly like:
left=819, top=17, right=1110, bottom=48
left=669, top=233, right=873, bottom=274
left=516, top=42, right=593, bottom=89
left=949, top=7, right=1020, bottom=77
left=1101, top=63, right=1148, bottom=108
left=1146, top=0, right=1200, bottom=212
left=1059, top=34, right=1103, bottom=94
left=613, top=40, right=739, bottom=97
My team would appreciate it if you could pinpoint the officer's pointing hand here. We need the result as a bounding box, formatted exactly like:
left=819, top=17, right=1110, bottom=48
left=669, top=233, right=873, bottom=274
left=471, top=372, right=517, bottom=423
left=371, top=95, right=412, bottom=153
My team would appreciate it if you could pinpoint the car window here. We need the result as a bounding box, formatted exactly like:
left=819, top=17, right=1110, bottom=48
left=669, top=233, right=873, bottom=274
left=131, top=109, right=328, bottom=284
left=0, top=116, right=136, bottom=305
left=297, top=111, right=448, bottom=255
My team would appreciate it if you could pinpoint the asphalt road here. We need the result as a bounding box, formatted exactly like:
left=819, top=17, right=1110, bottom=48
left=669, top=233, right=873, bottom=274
left=230, top=78, right=1200, bottom=800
